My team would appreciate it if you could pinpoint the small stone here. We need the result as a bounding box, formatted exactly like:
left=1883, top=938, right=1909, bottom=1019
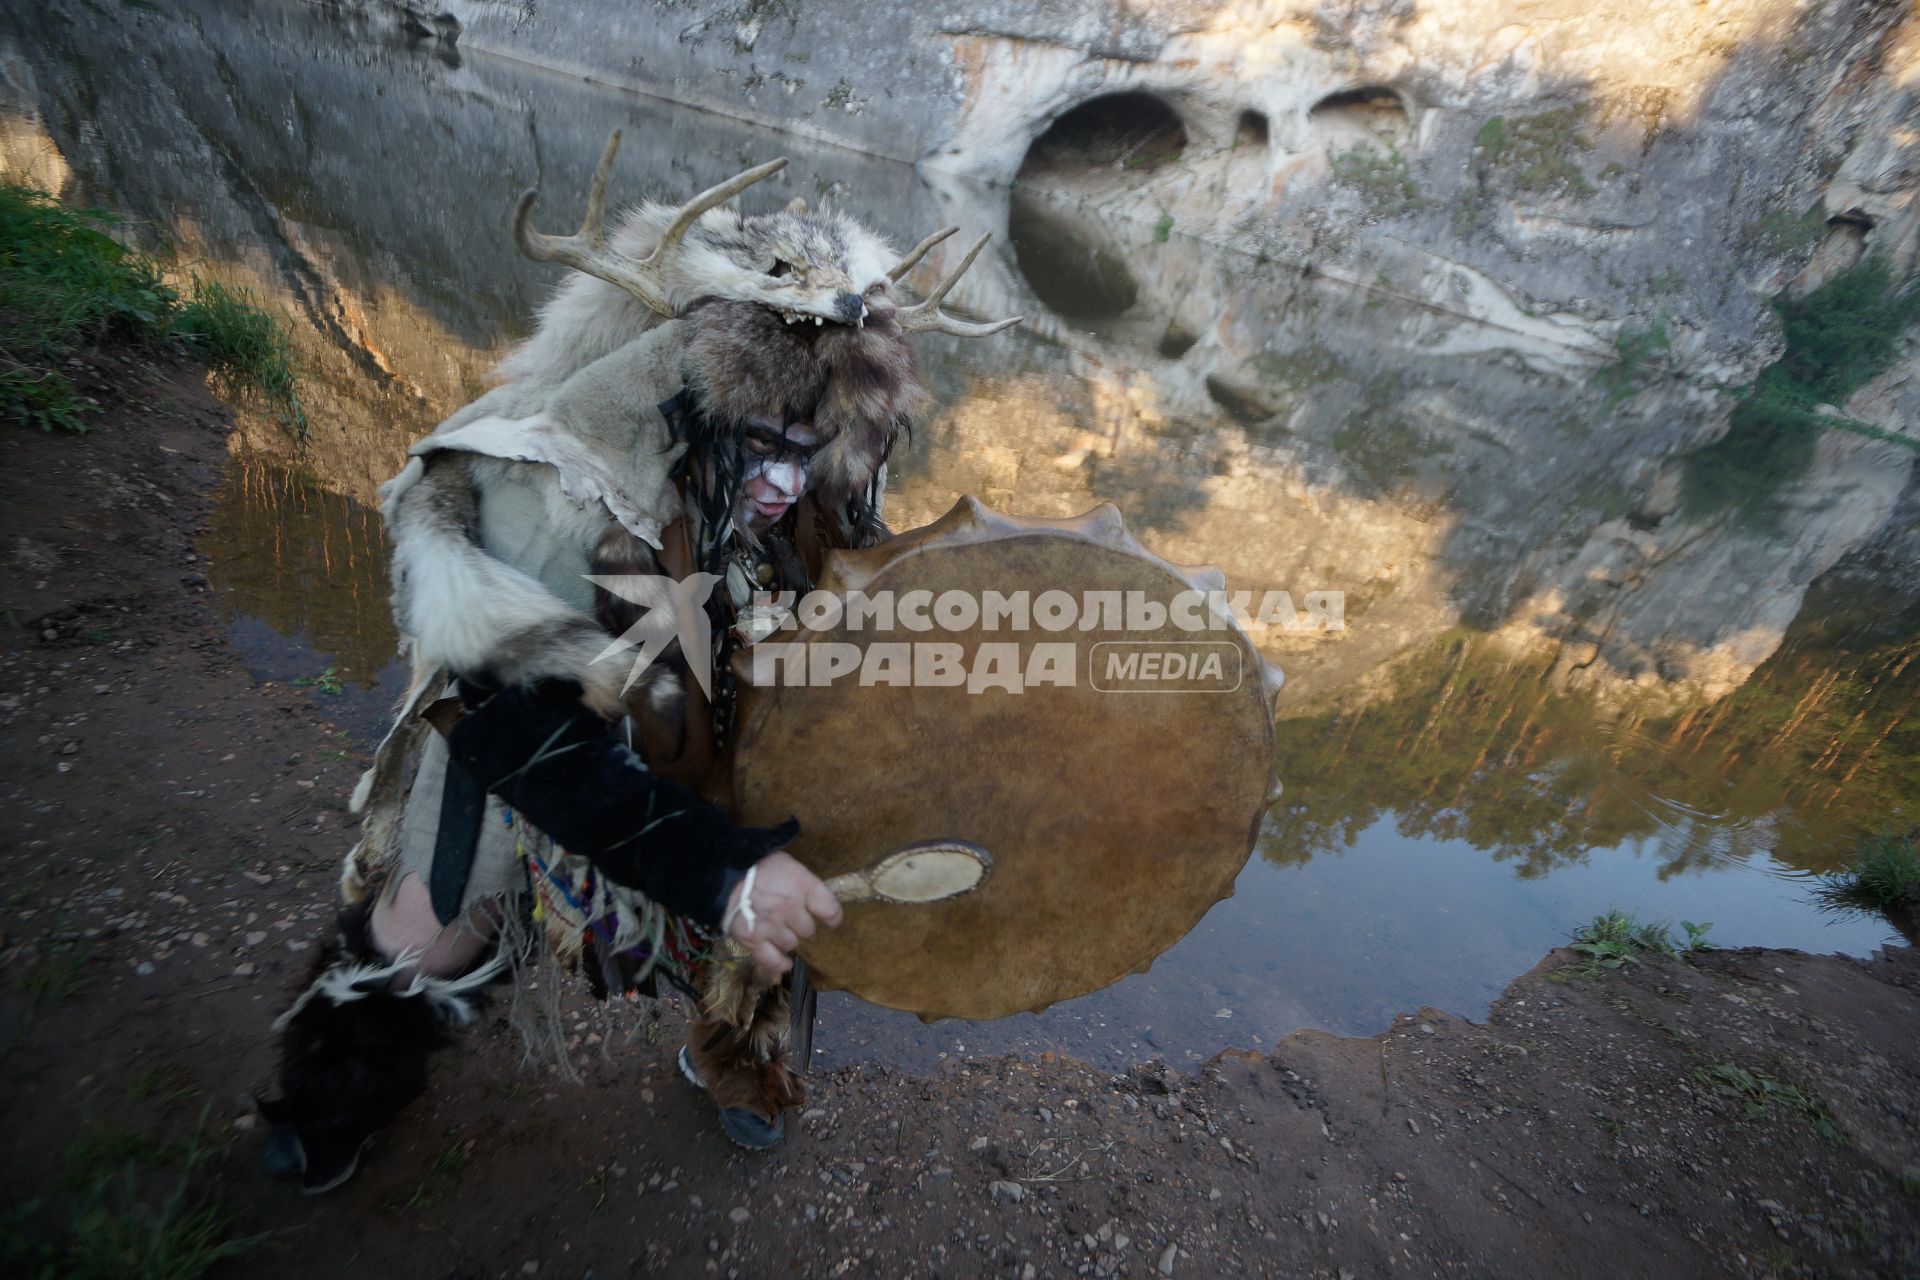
left=968, top=1136, right=989, bottom=1151
left=92, top=684, right=109, bottom=695
left=233, top=962, right=256, bottom=977
left=1406, top=1118, right=1420, bottom=1135
left=1418, top=1023, right=1435, bottom=1036
left=990, top=1180, right=1027, bottom=1203
left=1038, top=1107, right=1052, bottom=1123
left=134, top=961, right=155, bottom=976
left=728, top=1207, right=749, bottom=1224
left=244, top=931, right=268, bottom=946
left=1022, top=1266, right=1037, bottom=1280
left=232, top=1112, right=258, bottom=1132
left=241, top=871, right=272, bottom=886
left=1114, top=1235, right=1130, bottom=1251
left=1158, top=1243, right=1177, bottom=1275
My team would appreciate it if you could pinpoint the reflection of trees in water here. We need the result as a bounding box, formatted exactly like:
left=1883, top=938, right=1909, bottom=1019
left=1263, top=599, right=1919, bottom=878
left=201, top=454, right=397, bottom=686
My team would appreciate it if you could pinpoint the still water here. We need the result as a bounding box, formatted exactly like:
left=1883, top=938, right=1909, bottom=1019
left=5, top=0, right=1909, bottom=1069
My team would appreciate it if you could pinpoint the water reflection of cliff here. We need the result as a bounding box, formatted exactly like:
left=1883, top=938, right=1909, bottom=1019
left=1267, top=589, right=1920, bottom=879
left=202, top=455, right=397, bottom=690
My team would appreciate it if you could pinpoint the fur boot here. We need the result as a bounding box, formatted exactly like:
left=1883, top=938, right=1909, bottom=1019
left=256, top=899, right=504, bottom=1193
left=686, top=958, right=806, bottom=1124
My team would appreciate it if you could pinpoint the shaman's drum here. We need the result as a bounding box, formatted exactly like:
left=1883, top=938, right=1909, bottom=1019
left=729, top=497, right=1282, bottom=1021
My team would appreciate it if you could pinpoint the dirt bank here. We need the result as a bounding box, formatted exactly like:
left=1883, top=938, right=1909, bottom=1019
left=1, top=358, right=1916, bottom=1280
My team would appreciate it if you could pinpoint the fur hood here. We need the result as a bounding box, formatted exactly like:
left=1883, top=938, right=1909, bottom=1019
left=679, top=298, right=929, bottom=501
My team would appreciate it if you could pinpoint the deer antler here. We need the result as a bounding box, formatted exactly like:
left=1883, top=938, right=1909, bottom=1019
left=896, top=232, right=1023, bottom=338
left=886, top=226, right=958, bottom=281
left=513, top=130, right=788, bottom=317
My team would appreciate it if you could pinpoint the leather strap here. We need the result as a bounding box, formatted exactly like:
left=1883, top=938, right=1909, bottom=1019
left=429, top=743, right=489, bottom=926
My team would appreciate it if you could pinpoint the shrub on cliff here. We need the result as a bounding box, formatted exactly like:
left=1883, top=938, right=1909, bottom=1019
left=1683, top=256, right=1920, bottom=522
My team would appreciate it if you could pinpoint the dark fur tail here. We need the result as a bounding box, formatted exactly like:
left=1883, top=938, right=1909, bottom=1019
left=257, top=900, right=504, bottom=1193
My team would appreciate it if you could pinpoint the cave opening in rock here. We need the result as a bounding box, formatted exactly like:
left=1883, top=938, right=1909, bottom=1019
left=1158, top=325, right=1199, bottom=359
left=1307, top=85, right=1410, bottom=144
left=1006, top=192, right=1139, bottom=323
left=1799, top=209, right=1876, bottom=286
left=1237, top=109, right=1270, bottom=148
left=1017, top=91, right=1188, bottom=180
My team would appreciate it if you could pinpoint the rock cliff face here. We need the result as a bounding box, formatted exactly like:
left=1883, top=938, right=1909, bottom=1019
left=391, top=0, right=1919, bottom=331
left=7, top=0, right=1917, bottom=712
left=321, top=0, right=1920, bottom=708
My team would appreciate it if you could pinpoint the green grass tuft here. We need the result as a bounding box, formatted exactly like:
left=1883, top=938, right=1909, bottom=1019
left=1592, top=315, right=1672, bottom=405
left=0, top=1111, right=272, bottom=1280
left=1568, top=909, right=1711, bottom=976
left=1328, top=142, right=1423, bottom=216
left=1744, top=203, right=1825, bottom=261
left=1478, top=107, right=1594, bottom=197
left=175, top=276, right=303, bottom=430
left=1692, top=1061, right=1840, bottom=1139
left=1814, top=832, right=1920, bottom=914
left=0, top=182, right=303, bottom=433
left=294, top=664, right=345, bottom=695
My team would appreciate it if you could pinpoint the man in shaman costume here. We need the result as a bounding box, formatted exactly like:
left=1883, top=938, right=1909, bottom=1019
left=256, top=144, right=1016, bottom=1191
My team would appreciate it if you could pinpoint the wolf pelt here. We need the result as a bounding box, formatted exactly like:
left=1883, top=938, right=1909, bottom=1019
left=496, top=200, right=900, bottom=393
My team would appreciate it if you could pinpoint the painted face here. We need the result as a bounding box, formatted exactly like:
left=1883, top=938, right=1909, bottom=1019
left=740, top=417, right=822, bottom=531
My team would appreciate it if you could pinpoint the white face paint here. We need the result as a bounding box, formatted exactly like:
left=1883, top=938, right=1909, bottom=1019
left=740, top=418, right=821, bottom=532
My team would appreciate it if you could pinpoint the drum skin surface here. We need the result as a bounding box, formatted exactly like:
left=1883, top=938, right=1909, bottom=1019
left=730, top=497, right=1282, bottom=1021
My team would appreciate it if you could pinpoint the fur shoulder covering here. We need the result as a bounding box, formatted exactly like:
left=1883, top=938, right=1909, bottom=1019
left=384, top=451, right=628, bottom=717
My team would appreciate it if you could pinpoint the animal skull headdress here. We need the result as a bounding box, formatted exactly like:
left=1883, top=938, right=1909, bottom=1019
left=514, top=131, right=1021, bottom=505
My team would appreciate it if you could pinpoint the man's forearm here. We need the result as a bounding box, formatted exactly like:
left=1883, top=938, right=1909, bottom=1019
left=443, top=677, right=795, bottom=926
